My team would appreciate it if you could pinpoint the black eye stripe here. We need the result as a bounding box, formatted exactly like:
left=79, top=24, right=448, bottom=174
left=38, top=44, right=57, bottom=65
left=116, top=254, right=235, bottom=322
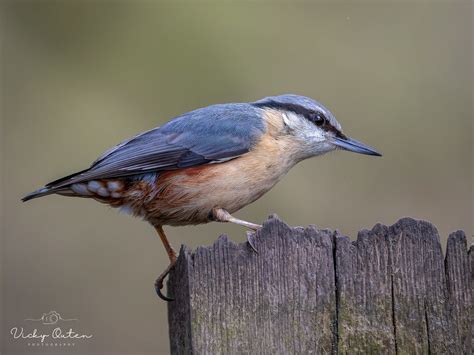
left=254, top=100, right=321, bottom=122
left=254, top=101, right=313, bottom=118
left=253, top=100, right=347, bottom=139
left=253, top=100, right=338, bottom=131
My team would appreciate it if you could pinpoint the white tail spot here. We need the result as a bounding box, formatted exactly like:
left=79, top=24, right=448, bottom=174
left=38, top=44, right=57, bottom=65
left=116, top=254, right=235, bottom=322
left=71, top=183, right=93, bottom=196
left=107, top=181, right=123, bottom=192
left=87, top=181, right=103, bottom=192
left=97, top=187, right=110, bottom=197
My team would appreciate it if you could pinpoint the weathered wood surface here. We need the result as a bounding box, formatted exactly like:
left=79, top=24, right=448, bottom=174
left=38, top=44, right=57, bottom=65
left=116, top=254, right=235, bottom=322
left=167, top=216, right=472, bottom=354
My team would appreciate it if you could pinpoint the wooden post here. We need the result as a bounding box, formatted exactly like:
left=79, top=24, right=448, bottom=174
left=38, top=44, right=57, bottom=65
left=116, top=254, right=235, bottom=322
left=167, top=216, right=472, bottom=354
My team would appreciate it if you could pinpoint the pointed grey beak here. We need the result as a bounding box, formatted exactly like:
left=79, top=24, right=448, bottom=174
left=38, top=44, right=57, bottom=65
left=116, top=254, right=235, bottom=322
left=332, top=136, right=382, bottom=156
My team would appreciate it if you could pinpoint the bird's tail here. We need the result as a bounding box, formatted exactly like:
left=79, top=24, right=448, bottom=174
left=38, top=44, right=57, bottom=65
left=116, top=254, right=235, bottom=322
left=22, top=186, right=78, bottom=202
left=21, top=187, right=55, bottom=202
left=22, top=168, right=90, bottom=202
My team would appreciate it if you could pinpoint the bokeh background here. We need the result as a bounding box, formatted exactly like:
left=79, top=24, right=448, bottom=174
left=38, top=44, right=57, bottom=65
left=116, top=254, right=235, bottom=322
left=1, top=1, right=472, bottom=354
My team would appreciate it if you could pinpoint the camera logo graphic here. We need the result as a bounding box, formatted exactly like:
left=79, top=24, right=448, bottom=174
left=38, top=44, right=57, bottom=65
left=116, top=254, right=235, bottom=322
left=25, top=310, right=77, bottom=325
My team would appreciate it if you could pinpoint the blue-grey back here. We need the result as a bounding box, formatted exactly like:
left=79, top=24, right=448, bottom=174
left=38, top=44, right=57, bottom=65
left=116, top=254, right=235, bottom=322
left=46, top=103, right=266, bottom=189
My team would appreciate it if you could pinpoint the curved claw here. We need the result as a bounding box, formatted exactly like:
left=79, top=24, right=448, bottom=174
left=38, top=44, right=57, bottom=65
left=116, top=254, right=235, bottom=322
left=155, top=276, right=174, bottom=302
left=246, top=231, right=258, bottom=254
left=154, top=259, right=177, bottom=302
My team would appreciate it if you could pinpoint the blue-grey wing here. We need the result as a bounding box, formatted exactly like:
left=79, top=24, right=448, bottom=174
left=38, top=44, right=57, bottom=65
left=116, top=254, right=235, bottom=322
left=46, top=103, right=265, bottom=188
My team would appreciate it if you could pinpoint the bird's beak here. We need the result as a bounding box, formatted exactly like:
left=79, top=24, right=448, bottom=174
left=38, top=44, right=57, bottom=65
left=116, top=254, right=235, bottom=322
left=332, top=136, right=382, bottom=156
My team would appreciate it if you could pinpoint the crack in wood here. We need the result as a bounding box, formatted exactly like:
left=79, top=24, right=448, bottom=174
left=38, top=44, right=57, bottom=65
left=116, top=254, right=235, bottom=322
left=424, top=303, right=431, bottom=355
left=332, top=232, right=339, bottom=355
left=390, top=274, right=398, bottom=355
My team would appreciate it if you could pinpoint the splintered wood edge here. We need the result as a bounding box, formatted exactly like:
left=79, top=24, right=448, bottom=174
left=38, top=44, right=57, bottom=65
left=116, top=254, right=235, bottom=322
left=173, top=215, right=470, bottom=265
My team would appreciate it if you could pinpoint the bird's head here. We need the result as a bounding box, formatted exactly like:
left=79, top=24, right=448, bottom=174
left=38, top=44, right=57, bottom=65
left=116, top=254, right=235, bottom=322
left=253, top=94, right=381, bottom=160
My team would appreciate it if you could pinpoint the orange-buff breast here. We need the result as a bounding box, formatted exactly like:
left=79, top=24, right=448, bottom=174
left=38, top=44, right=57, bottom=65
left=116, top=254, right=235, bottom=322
left=121, top=130, right=299, bottom=226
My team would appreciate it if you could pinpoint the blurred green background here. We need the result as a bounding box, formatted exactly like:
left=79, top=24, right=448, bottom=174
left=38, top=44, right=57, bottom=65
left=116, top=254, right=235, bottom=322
left=1, top=1, right=472, bottom=354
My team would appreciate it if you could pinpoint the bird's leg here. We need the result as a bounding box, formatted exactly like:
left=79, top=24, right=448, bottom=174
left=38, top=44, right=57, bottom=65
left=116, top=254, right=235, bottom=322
left=210, top=207, right=261, bottom=252
left=154, top=225, right=177, bottom=302
left=209, top=207, right=262, bottom=230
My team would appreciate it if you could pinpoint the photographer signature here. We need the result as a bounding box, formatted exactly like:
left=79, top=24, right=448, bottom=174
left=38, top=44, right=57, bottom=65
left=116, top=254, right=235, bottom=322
left=10, top=327, right=93, bottom=343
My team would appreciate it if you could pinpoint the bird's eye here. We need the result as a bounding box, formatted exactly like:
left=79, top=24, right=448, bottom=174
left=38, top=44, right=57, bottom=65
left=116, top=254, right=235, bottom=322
left=310, top=112, right=325, bottom=126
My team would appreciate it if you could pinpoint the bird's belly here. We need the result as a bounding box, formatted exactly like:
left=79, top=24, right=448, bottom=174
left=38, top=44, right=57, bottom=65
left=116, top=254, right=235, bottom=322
left=135, top=148, right=295, bottom=226
left=120, top=127, right=300, bottom=226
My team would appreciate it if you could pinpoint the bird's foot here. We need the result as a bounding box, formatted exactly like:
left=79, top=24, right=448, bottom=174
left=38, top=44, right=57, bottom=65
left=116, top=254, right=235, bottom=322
left=209, top=207, right=262, bottom=230
left=154, top=258, right=177, bottom=302
left=246, top=231, right=259, bottom=254
left=209, top=208, right=262, bottom=253
left=153, top=225, right=178, bottom=301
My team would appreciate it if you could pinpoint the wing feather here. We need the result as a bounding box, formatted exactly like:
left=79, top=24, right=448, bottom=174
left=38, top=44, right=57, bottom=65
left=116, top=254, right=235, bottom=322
left=46, top=103, right=265, bottom=189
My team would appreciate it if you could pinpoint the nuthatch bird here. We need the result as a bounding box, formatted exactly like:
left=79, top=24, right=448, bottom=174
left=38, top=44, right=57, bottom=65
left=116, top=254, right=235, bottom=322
left=23, top=94, right=381, bottom=301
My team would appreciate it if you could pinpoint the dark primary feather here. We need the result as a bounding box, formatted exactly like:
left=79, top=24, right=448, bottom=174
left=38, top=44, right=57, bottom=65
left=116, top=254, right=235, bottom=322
left=45, top=103, right=266, bottom=190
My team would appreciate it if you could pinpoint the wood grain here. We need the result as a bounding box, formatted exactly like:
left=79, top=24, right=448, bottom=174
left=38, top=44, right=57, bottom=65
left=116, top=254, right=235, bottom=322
left=167, top=216, right=472, bottom=354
